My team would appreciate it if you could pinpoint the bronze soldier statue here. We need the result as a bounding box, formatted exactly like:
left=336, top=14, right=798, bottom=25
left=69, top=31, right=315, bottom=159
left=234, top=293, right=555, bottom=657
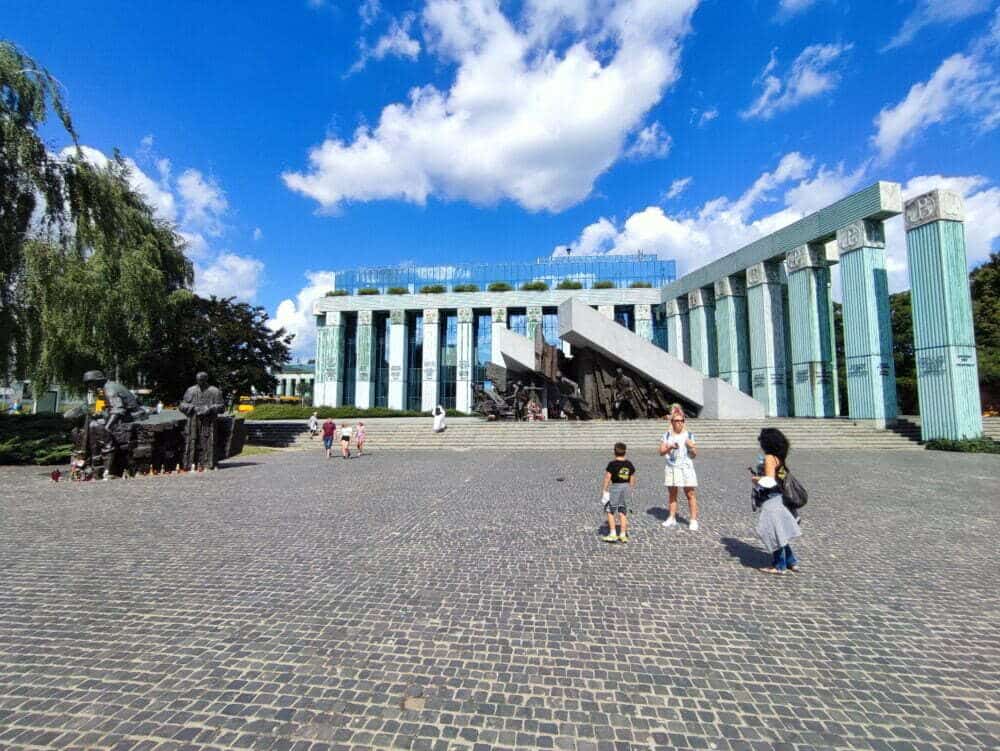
left=81, top=370, right=148, bottom=476
left=180, top=372, right=225, bottom=470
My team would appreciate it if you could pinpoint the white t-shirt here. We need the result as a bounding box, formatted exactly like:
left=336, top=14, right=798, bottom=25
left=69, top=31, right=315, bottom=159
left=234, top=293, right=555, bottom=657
left=340, top=426, right=352, bottom=439
left=661, top=429, right=695, bottom=467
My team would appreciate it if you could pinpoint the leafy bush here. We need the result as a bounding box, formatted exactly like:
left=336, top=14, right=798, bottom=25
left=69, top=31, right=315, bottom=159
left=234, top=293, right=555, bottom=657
left=629, top=281, right=652, bottom=288
left=520, top=280, right=549, bottom=291
left=488, top=281, right=513, bottom=292
left=0, top=414, right=73, bottom=465
left=419, top=284, right=446, bottom=294
left=387, top=287, right=409, bottom=295
left=248, top=405, right=467, bottom=420
left=896, top=376, right=919, bottom=415
left=593, top=280, right=615, bottom=289
left=325, top=289, right=349, bottom=296
left=358, top=288, right=380, bottom=295
left=556, top=279, right=582, bottom=290
left=925, top=437, right=1000, bottom=453
left=453, top=283, right=479, bottom=292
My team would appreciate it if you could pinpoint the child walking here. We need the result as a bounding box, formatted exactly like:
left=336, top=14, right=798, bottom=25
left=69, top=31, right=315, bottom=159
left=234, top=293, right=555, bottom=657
left=602, top=442, right=636, bottom=543
left=661, top=406, right=699, bottom=530
left=340, top=423, right=352, bottom=459
left=355, top=421, right=366, bottom=456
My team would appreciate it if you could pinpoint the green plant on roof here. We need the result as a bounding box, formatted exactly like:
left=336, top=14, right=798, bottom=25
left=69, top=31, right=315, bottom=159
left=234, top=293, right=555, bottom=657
left=387, top=287, right=409, bottom=295
left=593, top=280, right=615, bottom=289
left=520, top=280, right=549, bottom=291
left=629, top=281, right=652, bottom=288
left=358, top=287, right=380, bottom=295
left=556, top=279, right=582, bottom=290
left=419, top=284, right=446, bottom=294
left=487, top=281, right=513, bottom=292
left=325, top=289, right=349, bottom=296
left=453, top=283, right=479, bottom=292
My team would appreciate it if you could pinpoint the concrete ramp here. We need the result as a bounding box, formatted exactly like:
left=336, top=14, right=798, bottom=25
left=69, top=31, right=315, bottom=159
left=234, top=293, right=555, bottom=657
left=492, top=326, right=537, bottom=372
left=558, top=298, right=764, bottom=419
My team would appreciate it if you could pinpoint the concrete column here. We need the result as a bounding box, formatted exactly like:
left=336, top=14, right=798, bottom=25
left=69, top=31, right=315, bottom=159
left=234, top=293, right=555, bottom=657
left=714, top=276, right=751, bottom=394
left=490, top=307, right=507, bottom=365
left=746, top=262, right=790, bottom=417
left=687, top=288, right=718, bottom=376
left=355, top=310, right=376, bottom=408
left=785, top=243, right=838, bottom=417
left=526, top=305, right=543, bottom=341
left=634, top=304, right=653, bottom=341
left=837, top=219, right=898, bottom=425
left=664, top=298, right=689, bottom=363
left=420, top=308, right=440, bottom=411
left=904, top=189, right=982, bottom=440
left=387, top=309, right=408, bottom=410
left=313, top=311, right=345, bottom=407
left=456, top=307, right=474, bottom=413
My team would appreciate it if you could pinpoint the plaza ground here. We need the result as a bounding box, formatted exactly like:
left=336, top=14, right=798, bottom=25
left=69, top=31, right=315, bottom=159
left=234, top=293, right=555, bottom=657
left=1, top=448, right=998, bottom=751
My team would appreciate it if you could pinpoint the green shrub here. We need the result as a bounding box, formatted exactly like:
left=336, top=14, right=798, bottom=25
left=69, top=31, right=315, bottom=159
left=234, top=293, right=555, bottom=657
left=0, top=414, right=73, bottom=465
left=925, top=437, right=1000, bottom=453
left=629, top=281, right=652, bottom=288
left=247, top=405, right=468, bottom=420
left=593, top=280, right=615, bottom=289
left=358, top=287, right=380, bottom=295
left=487, top=281, right=513, bottom=292
left=420, top=284, right=446, bottom=294
left=325, top=289, right=349, bottom=297
left=556, top=279, right=582, bottom=290
left=520, top=280, right=549, bottom=291
left=387, top=287, right=409, bottom=295
left=896, top=376, right=919, bottom=415
left=453, top=283, right=479, bottom=292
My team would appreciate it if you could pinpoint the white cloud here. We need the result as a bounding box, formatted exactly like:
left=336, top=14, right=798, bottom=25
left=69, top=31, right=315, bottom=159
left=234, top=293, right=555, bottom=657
left=360, top=0, right=381, bottom=26
left=663, top=176, right=692, bottom=200
left=696, top=107, right=718, bottom=126
left=777, top=0, right=818, bottom=18
left=625, top=122, right=672, bottom=160
left=267, top=271, right=339, bottom=357
left=883, top=0, right=992, bottom=51
left=253, top=227, right=264, bottom=241
left=194, top=253, right=265, bottom=301
left=872, top=14, right=1000, bottom=161
left=741, top=42, right=852, bottom=120
left=177, top=169, right=228, bottom=236
left=350, top=12, right=422, bottom=73
left=286, top=0, right=700, bottom=213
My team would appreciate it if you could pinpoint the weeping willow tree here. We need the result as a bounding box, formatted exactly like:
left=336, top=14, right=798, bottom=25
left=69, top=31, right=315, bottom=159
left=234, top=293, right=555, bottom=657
left=0, top=41, right=78, bottom=378
left=25, top=154, right=192, bottom=391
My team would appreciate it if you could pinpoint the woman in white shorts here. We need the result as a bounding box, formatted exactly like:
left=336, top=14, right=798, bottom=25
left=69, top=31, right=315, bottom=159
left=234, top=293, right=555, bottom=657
left=660, top=410, right=699, bottom=530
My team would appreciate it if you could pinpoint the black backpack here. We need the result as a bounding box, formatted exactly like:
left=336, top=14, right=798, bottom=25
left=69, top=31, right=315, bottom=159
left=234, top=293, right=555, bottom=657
left=779, top=465, right=808, bottom=510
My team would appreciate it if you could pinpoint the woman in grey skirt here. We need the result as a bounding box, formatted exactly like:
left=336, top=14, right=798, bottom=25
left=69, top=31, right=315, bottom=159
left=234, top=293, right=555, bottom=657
left=751, top=428, right=801, bottom=574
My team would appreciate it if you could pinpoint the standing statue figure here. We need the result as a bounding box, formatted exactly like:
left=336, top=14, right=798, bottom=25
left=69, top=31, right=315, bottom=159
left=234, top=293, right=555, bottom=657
left=180, top=372, right=225, bottom=470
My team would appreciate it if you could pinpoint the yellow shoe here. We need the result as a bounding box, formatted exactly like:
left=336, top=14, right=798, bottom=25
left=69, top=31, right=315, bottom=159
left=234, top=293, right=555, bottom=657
left=602, top=533, right=619, bottom=543
left=619, top=532, right=629, bottom=543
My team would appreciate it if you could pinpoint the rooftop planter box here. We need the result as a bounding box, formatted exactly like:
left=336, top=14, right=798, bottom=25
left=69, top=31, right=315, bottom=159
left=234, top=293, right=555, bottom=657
left=592, top=280, right=615, bottom=289
left=358, top=288, right=380, bottom=295
left=453, top=283, right=479, bottom=292
left=325, top=289, right=349, bottom=296
left=419, top=284, right=446, bottom=294
left=629, top=281, right=653, bottom=288
left=386, top=287, right=409, bottom=295
left=488, top=281, right=513, bottom=292
left=556, top=279, right=583, bottom=290
left=520, top=281, right=549, bottom=291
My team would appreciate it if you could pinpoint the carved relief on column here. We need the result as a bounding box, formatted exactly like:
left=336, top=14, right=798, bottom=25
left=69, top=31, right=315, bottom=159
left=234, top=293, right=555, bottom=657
left=389, top=309, right=405, bottom=325
left=491, top=307, right=507, bottom=325
left=714, top=276, right=746, bottom=298
left=904, top=189, right=964, bottom=230
left=746, top=262, right=782, bottom=288
left=457, top=307, right=473, bottom=323
left=634, top=304, right=652, bottom=321
left=836, top=219, right=885, bottom=255
left=423, top=308, right=439, bottom=324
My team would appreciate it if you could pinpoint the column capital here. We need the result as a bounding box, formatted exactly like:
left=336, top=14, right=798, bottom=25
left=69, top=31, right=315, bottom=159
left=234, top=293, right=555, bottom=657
left=837, top=219, right=885, bottom=254
left=457, top=307, right=473, bottom=323
left=423, top=308, right=439, bottom=324
left=687, top=288, right=715, bottom=309
left=491, top=306, right=507, bottom=322
left=526, top=305, right=543, bottom=320
left=665, top=298, right=688, bottom=316
left=358, top=309, right=373, bottom=325
left=634, top=303, right=653, bottom=321
left=746, top=262, right=783, bottom=287
left=389, top=309, right=405, bottom=325
left=324, top=311, right=344, bottom=326
left=714, top=276, right=746, bottom=298
left=784, top=244, right=833, bottom=274
left=904, top=189, right=964, bottom=230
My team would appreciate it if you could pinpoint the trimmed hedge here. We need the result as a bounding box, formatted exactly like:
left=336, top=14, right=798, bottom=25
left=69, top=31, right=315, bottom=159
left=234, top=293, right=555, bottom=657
left=453, top=283, right=479, bottom=292
left=629, top=281, right=652, bottom=288
left=520, top=281, right=549, bottom=291
left=556, top=279, right=582, bottom=290
left=419, top=284, right=446, bottom=294
left=325, top=289, right=349, bottom=296
left=925, top=437, right=1000, bottom=453
left=358, top=287, right=380, bottom=295
left=0, top=414, right=73, bottom=465
left=487, top=281, right=513, bottom=292
left=387, top=287, right=409, bottom=295
left=593, top=280, right=615, bottom=289
left=248, top=405, right=466, bottom=420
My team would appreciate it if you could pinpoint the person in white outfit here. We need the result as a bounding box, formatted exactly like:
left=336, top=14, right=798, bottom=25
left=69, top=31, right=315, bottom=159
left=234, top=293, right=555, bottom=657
left=660, top=407, right=699, bottom=530
left=432, top=405, right=447, bottom=433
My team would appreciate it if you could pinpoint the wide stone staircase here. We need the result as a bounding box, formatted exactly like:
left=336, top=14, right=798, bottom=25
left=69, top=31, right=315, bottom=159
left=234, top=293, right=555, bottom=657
left=246, top=416, right=933, bottom=451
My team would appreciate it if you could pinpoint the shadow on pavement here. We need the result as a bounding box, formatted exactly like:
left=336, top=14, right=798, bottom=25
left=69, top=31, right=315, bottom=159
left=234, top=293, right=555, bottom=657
left=720, top=537, right=770, bottom=569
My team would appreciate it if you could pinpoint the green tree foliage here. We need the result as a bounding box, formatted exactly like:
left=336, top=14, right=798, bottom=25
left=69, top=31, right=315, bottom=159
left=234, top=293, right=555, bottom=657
left=970, top=252, right=999, bottom=409
left=24, top=155, right=192, bottom=391
left=140, top=294, right=292, bottom=403
left=0, top=41, right=78, bottom=377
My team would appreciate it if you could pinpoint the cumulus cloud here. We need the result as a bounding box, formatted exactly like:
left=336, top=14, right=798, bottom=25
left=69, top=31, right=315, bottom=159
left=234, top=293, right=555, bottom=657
left=742, top=42, right=852, bottom=120
left=177, top=169, right=228, bottom=236
left=663, top=176, right=692, bottom=200
left=194, top=253, right=265, bottom=301
left=285, top=0, right=699, bottom=213
left=350, top=12, right=422, bottom=73
left=883, top=0, right=992, bottom=51
left=873, top=16, right=1000, bottom=160
left=625, top=122, right=672, bottom=160
left=267, top=271, right=339, bottom=358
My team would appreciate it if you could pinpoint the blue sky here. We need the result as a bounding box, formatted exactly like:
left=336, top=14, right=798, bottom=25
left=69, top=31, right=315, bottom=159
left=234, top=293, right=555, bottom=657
left=5, top=0, right=999, bottom=356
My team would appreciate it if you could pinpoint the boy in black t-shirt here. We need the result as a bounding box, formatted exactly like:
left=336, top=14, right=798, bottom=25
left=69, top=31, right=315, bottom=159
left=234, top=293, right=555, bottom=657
left=602, top=442, right=636, bottom=543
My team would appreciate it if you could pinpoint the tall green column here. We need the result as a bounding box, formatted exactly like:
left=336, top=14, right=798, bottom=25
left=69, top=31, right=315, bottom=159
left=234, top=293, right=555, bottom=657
left=421, top=308, right=440, bottom=412
left=785, top=243, right=838, bottom=417
left=355, top=309, right=376, bottom=408
left=314, top=311, right=345, bottom=407
left=837, top=219, right=898, bottom=424
left=456, top=307, right=474, bottom=413
left=665, top=298, right=690, bottom=363
left=490, top=307, right=507, bottom=364
left=714, top=275, right=751, bottom=394
left=746, top=262, right=790, bottom=417
left=526, top=305, right=543, bottom=340
left=904, top=189, right=982, bottom=440
left=687, top=288, right=717, bottom=376
left=634, top=304, right=654, bottom=341
left=387, top=309, right=408, bottom=410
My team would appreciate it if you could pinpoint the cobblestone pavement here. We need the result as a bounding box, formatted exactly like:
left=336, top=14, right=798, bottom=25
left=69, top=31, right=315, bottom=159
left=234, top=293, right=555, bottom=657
left=1, top=447, right=998, bottom=751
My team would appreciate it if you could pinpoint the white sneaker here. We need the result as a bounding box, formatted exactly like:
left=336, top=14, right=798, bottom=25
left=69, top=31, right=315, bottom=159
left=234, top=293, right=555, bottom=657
left=662, top=517, right=677, bottom=528
left=689, top=520, right=699, bottom=531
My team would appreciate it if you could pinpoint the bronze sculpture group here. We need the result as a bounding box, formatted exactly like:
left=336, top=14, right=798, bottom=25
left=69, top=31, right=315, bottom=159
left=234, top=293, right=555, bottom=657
left=69, top=370, right=245, bottom=479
